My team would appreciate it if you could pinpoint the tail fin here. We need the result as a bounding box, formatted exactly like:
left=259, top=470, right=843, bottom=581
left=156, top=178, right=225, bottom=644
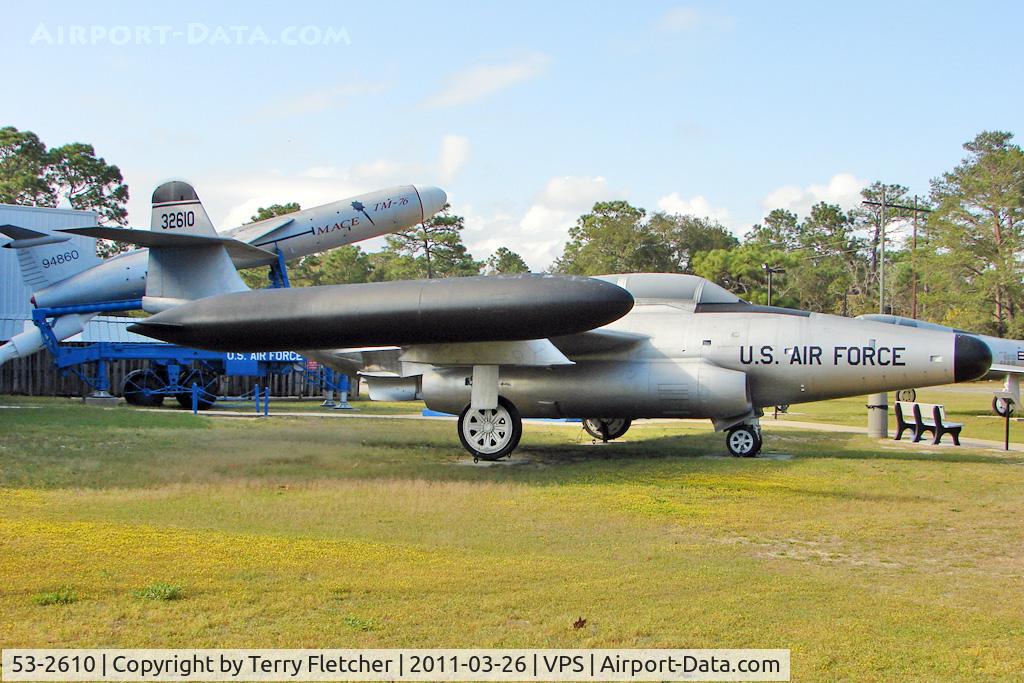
left=146, top=180, right=244, bottom=311
left=0, top=224, right=101, bottom=290
left=151, top=180, right=218, bottom=235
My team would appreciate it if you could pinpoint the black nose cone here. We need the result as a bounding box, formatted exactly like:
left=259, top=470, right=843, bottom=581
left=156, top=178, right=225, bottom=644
left=954, top=333, right=992, bottom=382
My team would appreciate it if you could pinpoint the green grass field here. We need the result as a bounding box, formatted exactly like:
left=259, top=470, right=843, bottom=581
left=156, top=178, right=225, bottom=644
left=1, top=390, right=1023, bottom=681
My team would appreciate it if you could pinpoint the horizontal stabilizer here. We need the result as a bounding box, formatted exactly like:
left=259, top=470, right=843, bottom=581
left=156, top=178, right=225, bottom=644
left=60, top=226, right=278, bottom=265
left=0, top=224, right=72, bottom=248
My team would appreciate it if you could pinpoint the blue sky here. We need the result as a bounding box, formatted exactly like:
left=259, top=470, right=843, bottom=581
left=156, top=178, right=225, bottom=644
left=3, top=1, right=1021, bottom=268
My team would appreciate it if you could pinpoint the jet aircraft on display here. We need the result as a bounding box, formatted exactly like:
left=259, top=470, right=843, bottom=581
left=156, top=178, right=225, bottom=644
left=97, top=211, right=991, bottom=459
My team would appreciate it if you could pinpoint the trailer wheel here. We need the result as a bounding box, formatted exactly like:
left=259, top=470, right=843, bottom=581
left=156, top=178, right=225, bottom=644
left=122, top=370, right=166, bottom=408
left=582, top=418, right=632, bottom=441
left=896, top=389, right=916, bottom=402
left=175, top=370, right=220, bottom=410
left=458, top=397, right=523, bottom=461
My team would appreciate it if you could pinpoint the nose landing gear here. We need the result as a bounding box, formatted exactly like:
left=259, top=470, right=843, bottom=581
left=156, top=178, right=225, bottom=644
left=726, top=423, right=762, bottom=457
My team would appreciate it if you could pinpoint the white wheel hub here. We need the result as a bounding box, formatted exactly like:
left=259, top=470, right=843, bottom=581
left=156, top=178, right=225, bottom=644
left=463, top=406, right=513, bottom=455
left=729, top=429, right=755, bottom=454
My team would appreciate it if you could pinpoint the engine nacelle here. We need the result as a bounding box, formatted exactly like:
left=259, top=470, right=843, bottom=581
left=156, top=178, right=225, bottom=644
left=422, top=359, right=751, bottom=420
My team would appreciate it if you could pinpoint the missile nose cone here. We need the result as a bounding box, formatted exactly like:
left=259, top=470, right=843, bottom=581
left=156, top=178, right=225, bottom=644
left=416, top=186, right=447, bottom=219
left=954, top=333, right=992, bottom=383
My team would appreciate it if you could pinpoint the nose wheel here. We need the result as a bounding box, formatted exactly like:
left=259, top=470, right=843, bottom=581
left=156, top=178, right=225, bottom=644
left=726, top=424, right=761, bottom=457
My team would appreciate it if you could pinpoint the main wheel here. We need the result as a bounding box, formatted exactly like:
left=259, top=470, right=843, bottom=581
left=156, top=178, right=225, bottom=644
left=458, top=397, right=523, bottom=461
left=122, top=370, right=166, bottom=408
left=582, top=418, right=632, bottom=441
left=175, top=369, right=220, bottom=410
left=726, top=425, right=761, bottom=457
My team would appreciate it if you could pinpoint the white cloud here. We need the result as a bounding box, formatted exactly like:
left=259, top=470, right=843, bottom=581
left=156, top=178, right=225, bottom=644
left=658, top=6, right=734, bottom=32
left=536, top=175, right=610, bottom=210
left=656, top=192, right=731, bottom=224
left=760, top=172, right=868, bottom=217
left=422, top=54, right=550, bottom=108
left=458, top=175, right=619, bottom=270
left=438, top=134, right=471, bottom=182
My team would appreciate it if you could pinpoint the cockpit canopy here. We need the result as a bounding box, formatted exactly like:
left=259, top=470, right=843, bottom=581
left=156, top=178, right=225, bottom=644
left=594, top=273, right=743, bottom=304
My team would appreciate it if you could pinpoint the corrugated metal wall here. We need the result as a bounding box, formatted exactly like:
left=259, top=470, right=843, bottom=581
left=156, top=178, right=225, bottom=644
left=0, top=203, right=98, bottom=340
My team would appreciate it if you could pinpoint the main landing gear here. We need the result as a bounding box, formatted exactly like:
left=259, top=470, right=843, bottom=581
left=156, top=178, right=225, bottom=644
left=726, top=423, right=762, bottom=457
left=458, top=397, right=523, bottom=462
left=582, top=418, right=632, bottom=442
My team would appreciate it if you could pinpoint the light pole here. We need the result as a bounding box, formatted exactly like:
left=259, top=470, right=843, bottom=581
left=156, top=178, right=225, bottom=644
left=762, top=264, right=785, bottom=306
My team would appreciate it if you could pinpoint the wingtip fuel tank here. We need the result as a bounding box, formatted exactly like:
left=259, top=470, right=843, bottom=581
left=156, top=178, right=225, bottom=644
left=128, top=274, right=635, bottom=352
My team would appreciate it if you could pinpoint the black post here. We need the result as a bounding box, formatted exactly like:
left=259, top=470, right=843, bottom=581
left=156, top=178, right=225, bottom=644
left=1005, top=401, right=1012, bottom=451
left=762, top=264, right=784, bottom=307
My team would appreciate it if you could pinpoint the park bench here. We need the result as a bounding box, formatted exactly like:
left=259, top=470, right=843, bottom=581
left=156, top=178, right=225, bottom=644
left=894, top=401, right=963, bottom=445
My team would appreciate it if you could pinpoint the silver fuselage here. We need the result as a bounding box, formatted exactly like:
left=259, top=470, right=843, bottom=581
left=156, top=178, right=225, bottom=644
left=421, top=275, right=980, bottom=425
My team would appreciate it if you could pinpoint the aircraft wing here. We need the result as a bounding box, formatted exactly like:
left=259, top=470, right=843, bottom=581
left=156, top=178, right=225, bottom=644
left=990, top=364, right=1024, bottom=375
left=60, top=226, right=278, bottom=265
left=549, top=328, right=649, bottom=356
left=400, top=339, right=573, bottom=366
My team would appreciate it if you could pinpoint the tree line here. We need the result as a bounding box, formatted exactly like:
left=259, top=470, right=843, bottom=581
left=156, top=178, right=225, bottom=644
left=3, top=125, right=1022, bottom=336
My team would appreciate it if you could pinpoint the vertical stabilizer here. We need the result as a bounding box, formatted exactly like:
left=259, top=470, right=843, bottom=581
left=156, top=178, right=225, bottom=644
left=143, top=181, right=248, bottom=312
left=0, top=225, right=101, bottom=290
left=150, top=180, right=218, bottom=235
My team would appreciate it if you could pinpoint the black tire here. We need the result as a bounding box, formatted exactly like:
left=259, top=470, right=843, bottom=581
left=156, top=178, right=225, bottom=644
left=457, top=397, right=523, bottom=461
left=993, top=396, right=1015, bottom=417
left=122, top=370, right=166, bottom=408
left=896, top=389, right=917, bottom=402
left=174, top=369, right=220, bottom=410
left=582, top=418, right=632, bottom=441
left=726, top=425, right=761, bottom=457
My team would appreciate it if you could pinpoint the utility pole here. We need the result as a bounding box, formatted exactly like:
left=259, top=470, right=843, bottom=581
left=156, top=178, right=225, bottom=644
left=762, top=264, right=785, bottom=306
left=912, top=195, right=918, bottom=317
left=862, top=196, right=932, bottom=317
left=879, top=187, right=886, bottom=313
left=866, top=187, right=887, bottom=438
left=861, top=190, right=932, bottom=439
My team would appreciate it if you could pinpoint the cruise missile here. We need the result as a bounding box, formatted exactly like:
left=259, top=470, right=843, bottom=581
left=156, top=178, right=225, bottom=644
left=128, top=275, right=636, bottom=351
